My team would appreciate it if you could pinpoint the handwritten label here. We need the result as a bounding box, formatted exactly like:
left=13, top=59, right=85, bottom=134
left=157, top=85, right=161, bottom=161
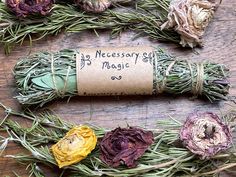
left=76, top=46, right=154, bottom=96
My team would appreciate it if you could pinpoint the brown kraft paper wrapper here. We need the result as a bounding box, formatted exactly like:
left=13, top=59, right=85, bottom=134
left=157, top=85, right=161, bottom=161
left=76, top=46, right=154, bottom=96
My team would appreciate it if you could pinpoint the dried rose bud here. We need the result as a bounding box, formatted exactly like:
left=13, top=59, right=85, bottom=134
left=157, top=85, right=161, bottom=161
left=180, top=112, right=232, bottom=158
left=161, top=0, right=220, bottom=47
left=74, top=0, right=111, bottom=13
left=6, top=0, right=54, bottom=17
left=99, top=127, right=154, bottom=168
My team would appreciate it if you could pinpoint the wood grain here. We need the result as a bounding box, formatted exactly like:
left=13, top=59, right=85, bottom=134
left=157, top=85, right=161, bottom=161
left=0, top=0, right=236, bottom=176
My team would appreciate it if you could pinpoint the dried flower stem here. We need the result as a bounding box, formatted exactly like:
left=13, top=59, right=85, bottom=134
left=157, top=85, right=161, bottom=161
left=213, top=153, right=236, bottom=159
left=197, top=163, right=236, bottom=176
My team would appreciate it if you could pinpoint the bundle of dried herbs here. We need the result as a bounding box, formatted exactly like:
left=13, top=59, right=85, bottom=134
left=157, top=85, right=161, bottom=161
left=0, top=103, right=236, bottom=176
left=0, top=0, right=220, bottom=53
left=13, top=47, right=229, bottom=106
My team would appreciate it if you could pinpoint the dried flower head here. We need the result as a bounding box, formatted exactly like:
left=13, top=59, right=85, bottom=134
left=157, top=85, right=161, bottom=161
left=75, top=0, right=111, bottom=13
left=51, top=125, right=97, bottom=168
left=161, top=0, right=220, bottom=47
left=180, top=112, right=232, bottom=158
left=99, top=127, right=154, bottom=168
left=6, top=0, right=54, bottom=17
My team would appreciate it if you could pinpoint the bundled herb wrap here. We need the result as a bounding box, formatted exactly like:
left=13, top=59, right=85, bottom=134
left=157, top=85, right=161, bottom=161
left=1, top=0, right=220, bottom=53
left=14, top=47, right=229, bottom=106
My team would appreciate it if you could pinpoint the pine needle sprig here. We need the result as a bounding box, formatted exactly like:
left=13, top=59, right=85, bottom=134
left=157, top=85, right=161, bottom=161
left=1, top=104, right=236, bottom=176
left=27, top=163, right=45, bottom=177
left=4, top=120, right=64, bottom=146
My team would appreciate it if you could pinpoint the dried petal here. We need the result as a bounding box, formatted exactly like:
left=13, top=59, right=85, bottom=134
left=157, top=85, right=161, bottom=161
left=180, top=112, right=232, bottom=158
left=161, top=0, right=220, bottom=47
left=51, top=125, right=97, bottom=168
left=74, top=0, right=111, bottom=13
left=6, top=0, right=54, bottom=17
left=99, top=127, right=154, bottom=168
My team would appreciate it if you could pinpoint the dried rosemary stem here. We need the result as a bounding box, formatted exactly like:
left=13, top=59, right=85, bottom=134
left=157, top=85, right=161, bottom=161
left=0, top=104, right=236, bottom=176
left=13, top=48, right=229, bottom=106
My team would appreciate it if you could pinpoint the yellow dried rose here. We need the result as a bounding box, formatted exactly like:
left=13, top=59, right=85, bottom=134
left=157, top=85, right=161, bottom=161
left=51, top=125, right=97, bottom=168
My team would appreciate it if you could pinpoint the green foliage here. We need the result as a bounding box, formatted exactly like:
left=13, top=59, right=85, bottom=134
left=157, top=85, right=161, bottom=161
left=0, top=1, right=178, bottom=54
left=0, top=104, right=236, bottom=176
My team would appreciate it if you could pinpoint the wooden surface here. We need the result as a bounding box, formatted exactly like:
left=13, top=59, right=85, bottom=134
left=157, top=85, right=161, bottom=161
left=0, top=0, right=236, bottom=176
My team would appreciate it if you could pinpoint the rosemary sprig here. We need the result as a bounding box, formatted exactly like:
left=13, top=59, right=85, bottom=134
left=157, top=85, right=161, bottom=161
left=0, top=104, right=236, bottom=176
left=0, top=1, right=178, bottom=53
left=13, top=48, right=230, bottom=106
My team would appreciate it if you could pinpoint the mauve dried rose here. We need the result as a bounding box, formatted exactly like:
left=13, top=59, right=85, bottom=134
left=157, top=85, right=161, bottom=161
left=74, top=0, right=111, bottom=13
left=99, top=127, right=154, bottom=168
left=6, top=0, right=54, bottom=17
left=180, top=112, right=232, bottom=158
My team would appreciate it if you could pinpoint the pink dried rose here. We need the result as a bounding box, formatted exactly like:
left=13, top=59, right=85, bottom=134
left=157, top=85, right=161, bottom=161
left=6, top=0, right=54, bottom=17
left=74, top=0, right=111, bottom=13
left=180, top=112, right=232, bottom=158
left=99, top=127, right=154, bottom=168
left=161, top=0, right=221, bottom=47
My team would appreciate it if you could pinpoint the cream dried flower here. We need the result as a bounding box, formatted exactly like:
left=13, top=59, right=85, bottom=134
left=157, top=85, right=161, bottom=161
left=180, top=112, right=232, bottom=159
left=161, top=0, right=220, bottom=47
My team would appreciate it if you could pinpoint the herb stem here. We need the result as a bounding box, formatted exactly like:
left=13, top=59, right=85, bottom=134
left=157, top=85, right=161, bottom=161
left=194, top=163, right=236, bottom=176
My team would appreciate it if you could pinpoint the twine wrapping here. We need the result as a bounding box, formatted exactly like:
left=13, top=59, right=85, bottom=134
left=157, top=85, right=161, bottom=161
left=51, top=54, right=59, bottom=96
left=159, top=61, right=176, bottom=94
left=51, top=54, right=71, bottom=98
left=63, top=66, right=71, bottom=95
left=188, top=62, right=204, bottom=96
left=13, top=48, right=229, bottom=106
left=193, top=63, right=204, bottom=95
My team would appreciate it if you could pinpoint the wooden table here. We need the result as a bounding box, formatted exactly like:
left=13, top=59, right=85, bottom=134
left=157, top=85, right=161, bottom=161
left=0, top=0, right=236, bottom=176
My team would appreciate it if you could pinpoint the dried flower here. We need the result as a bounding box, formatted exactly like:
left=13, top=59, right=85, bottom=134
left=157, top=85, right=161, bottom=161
left=6, top=0, right=54, bottom=17
left=180, top=112, right=232, bottom=158
left=161, top=0, right=220, bottom=47
left=51, top=125, right=97, bottom=168
left=74, top=0, right=111, bottom=13
left=99, top=127, right=154, bottom=168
